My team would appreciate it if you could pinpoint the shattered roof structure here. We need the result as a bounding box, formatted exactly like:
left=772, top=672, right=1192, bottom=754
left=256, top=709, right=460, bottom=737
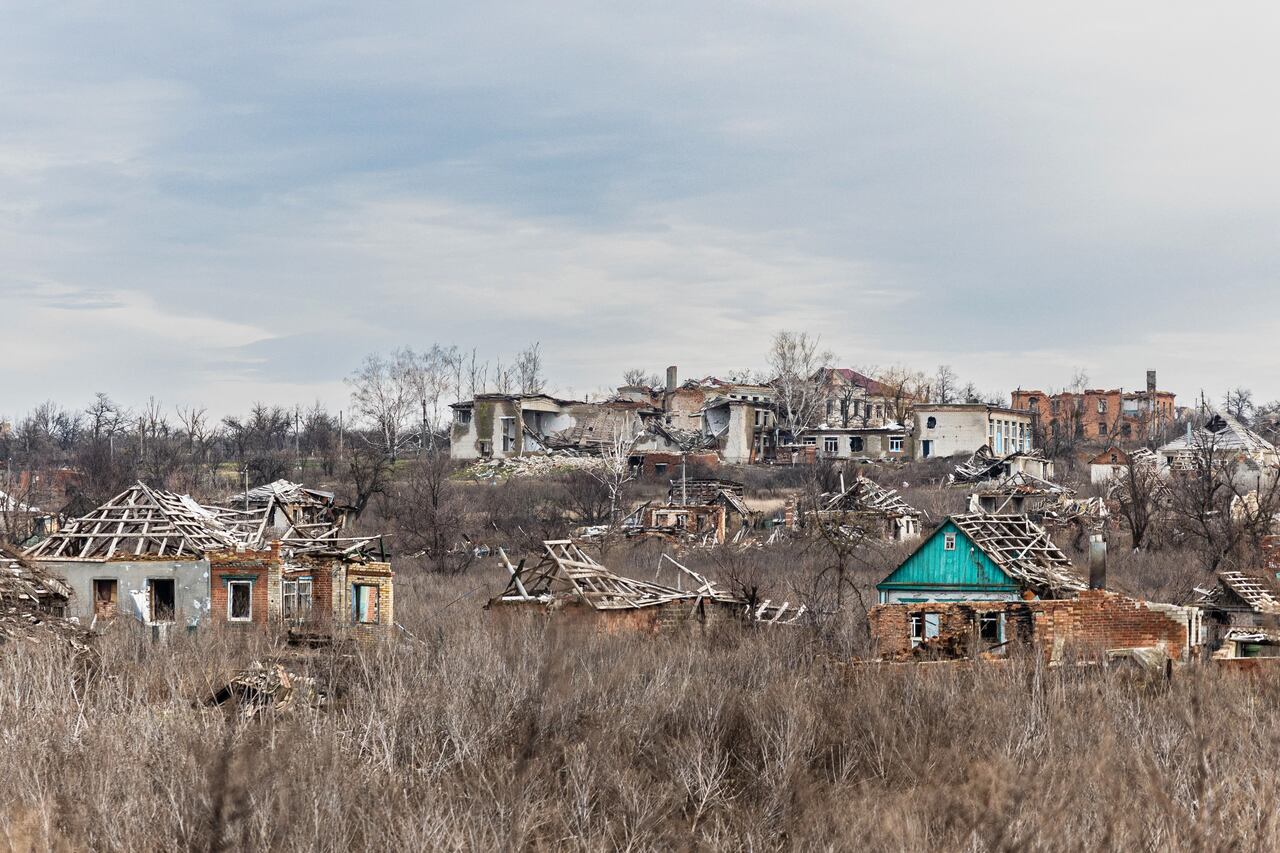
left=493, top=541, right=804, bottom=623
left=949, top=513, right=1086, bottom=596
left=1159, top=413, right=1277, bottom=460
left=26, top=481, right=383, bottom=563
left=25, top=482, right=238, bottom=561
left=952, top=446, right=1051, bottom=484
left=0, top=551, right=90, bottom=653
left=0, top=550, right=72, bottom=605
left=819, top=477, right=921, bottom=519
left=228, top=479, right=336, bottom=509
left=1196, top=571, right=1280, bottom=614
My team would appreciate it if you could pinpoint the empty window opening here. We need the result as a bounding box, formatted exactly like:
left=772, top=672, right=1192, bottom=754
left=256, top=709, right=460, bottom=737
left=909, top=612, right=941, bottom=647
left=228, top=580, right=253, bottom=622
left=148, top=578, right=176, bottom=623
left=849, top=436, right=864, bottom=453
left=352, top=584, right=381, bottom=624
left=93, top=578, right=117, bottom=619
left=926, top=416, right=937, bottom=429
left=500, top=417, right=516, bottom=452
left=979, top=612, right=1004, bottom=645
left=653, top=463, right=668, bottom=476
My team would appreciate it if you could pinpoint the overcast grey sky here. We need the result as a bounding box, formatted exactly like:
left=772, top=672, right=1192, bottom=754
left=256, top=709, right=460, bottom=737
left=3, top=2, right=1278, bottom=418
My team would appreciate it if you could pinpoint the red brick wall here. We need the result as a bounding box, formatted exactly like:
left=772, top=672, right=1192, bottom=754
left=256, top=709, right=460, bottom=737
left=870, top=590, right=1191, bottom=662
left=209, top=544, right=280, bottom=626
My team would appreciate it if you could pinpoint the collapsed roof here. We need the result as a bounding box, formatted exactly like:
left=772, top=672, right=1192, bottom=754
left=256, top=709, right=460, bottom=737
left=25, top=482, right=238, bottom=561
left=26, top=481, right=382, bottom=562
left=818, top=476, right=921, bottom=519
left=1159, top=413, right=1276, bottom=460
left=949, top=513, right=1086, bottom=597
left=1196, top=571, right=1280, bottom=615
left=493, top=541, right=804, bottom=623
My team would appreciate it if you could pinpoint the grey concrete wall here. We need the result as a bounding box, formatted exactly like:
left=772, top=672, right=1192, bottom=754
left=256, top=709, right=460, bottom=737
left=37, top=559, right=211, bottom=626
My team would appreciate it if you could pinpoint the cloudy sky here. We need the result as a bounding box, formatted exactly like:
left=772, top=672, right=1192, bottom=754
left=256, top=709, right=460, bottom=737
left=3, top=2, right=1279, bottom=419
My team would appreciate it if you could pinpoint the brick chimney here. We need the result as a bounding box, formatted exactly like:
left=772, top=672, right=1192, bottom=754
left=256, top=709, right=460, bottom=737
left=1146, top=370, right=1157, bottom=395
left=1089, top=534, right=1107, bottom=590
left=666, top=365, right=678, bottom=393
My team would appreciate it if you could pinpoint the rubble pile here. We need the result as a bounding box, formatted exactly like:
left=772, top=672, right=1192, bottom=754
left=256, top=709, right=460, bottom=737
left=207, top=661, right=326, bottom=717
left=464, top=454, right=608, bottom=480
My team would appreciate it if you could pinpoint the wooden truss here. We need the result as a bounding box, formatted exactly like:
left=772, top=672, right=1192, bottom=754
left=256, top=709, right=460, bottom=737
left=25, top=483, right=238, bottom=562
left=821, top=476, right=920, bottom=519
left=496, top=540, right=804, bottom=623
left=950, top=513, right=1086, bottom=596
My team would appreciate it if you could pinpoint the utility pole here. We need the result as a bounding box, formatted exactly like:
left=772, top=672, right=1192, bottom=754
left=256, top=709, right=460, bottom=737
left=295, top=405, right=301, bottom=474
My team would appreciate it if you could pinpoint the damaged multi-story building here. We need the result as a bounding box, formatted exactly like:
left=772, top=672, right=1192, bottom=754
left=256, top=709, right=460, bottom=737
left=1012, top=370, right=1177, bottom=444
left=912, top=404, right=1035, bottom=460
left=870, top=514, right=1196, bottom=662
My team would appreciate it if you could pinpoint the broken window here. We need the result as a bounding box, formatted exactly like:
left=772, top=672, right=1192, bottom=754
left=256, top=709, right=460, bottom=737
left=979, top=611, right=1004, bottom=645
left=228, top=580, right=253, bottom=621
left=352, top=584, right=380, bottom=624
left=926, top=416, right=937, bottom=429
left=944, top=533, right=957, bottom=551
left=1098, top=422, right=1108, bottom=435
left=889, top=437, right=903, bottom=453
left=148, top=578, right=176, bottom=623
left=93, top=578, right=117, bottom=619
left=500, top=417, right=516, bottom=452
left=909, top=612, right=941, bottom=647
left=283, top=577, right=313, bottom=620
left=1098, top=399, right=1107, bottom=413
left=849, top=436, right=864, bottom=452
left=653, top=463, right=668, bottom=475
left=455, top=409, right=472, bottom=426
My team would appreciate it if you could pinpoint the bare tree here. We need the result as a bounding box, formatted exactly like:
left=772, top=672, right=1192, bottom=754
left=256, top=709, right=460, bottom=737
left=932, top=365, right=958, bottom=405
left=393, top=451, right=472, bottom=574
left=622, top=368, right=661, bottom=388
left=347, top=350, right=416, bottom=461
left=876, top=365, right=929, bottom=425
left=586, top=430, right=640, bottom=525
left=515, top=342, right=546, bottom=395
left=767, top=330, right=835, bottom=439
left=1111, top=454, right=1163, bottom=549
left=1224, top=387, right=1255, bottom=422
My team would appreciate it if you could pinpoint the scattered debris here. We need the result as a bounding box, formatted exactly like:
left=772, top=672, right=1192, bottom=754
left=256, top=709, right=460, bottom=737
left=206, top=661, right=326, bottom=717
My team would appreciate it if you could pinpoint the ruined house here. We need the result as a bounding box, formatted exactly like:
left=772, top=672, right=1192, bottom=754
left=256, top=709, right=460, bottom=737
left=25, top=481, right=394, bottom=635
left=488, top=540, right=802, bottom=630
left=810, top=476, right=922, bottom=541
left=25, top=482, right=239, bottom=626
left=870, top=517, right=1195, bottom=662
left=0, top=549, right=88, bottom=651
left=1194, top=569, right=1280, bottom=659
left=951, top=445, right=1055, bottom=484
left=913, top=404, right=1034, bottom=461
left=626, top=479, right=752, bottom=545
left=1157, top=412, right=1279, bottom=491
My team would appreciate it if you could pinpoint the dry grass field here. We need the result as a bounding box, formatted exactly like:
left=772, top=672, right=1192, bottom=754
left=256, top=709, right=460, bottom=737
left=2, top=554, right=1277, bottom=853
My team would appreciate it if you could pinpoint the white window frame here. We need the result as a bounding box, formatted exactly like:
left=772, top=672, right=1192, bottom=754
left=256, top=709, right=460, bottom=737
left=889, top=437, right=903, bottom=453
left=227, top=580, right=253, bottom=622
left=944, top=533, right=957, bottom=551
left=823, top=436, right=839, bottom=454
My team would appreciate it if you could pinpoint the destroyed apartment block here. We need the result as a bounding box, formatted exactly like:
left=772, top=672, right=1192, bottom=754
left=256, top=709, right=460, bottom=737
left=869, top=514, right=1197, bottom=664
left=809, top=476, right=923, bottom=541
left=488, top=540, right=804, bottom=630
left=24, top=481, right=394, bottom=636
left=623, top=478, right=753, bottom=545
left=1012, top=370, right=1177, bottom=444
